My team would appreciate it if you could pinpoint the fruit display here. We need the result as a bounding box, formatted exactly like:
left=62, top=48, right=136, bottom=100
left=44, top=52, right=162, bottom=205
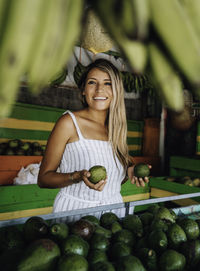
left=0, top=0, right=200, bottom=118
left=165, top=176, right=200, bottom=187
left=0, top=139, right=45, bottom=156
left=88, top=165, right=107, bottom=184
left=134, top=163, right=150, bottom=178
left=1, top=205, right=200, bottom=270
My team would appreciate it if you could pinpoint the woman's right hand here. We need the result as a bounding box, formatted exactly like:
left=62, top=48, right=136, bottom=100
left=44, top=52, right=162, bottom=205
left=80, top=170, right=107, bottom=191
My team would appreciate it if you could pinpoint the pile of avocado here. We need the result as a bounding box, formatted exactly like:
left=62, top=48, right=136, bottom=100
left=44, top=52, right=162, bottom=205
left=0, top=139, right=45, bottom=156
left=1, top=205, right=200, bottom=270
left=166, top=176, right=200, bottom=187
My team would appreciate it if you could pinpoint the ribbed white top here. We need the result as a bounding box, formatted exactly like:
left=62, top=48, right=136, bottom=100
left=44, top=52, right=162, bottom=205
left=53, top=110, right=126, bottom=215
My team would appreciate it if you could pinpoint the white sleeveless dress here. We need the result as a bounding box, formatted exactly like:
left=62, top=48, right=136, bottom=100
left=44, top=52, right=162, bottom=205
left=53, top=110, right=126, bottom=221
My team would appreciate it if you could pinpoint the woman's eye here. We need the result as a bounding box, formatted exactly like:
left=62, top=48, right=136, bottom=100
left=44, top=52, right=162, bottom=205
left=105, top=82, right=111, bottom=86
left=88, top=80, right=96, bottom=85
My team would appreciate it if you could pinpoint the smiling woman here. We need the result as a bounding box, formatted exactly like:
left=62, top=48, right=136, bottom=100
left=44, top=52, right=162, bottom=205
left=37, top=58, right=150, bottom=221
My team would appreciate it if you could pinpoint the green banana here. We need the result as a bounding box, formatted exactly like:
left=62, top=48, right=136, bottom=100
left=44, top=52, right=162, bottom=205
left=149, top=43, right=184, bottom=112
left=149, top=0, right=200, bottom=87
left=0, top=0, right=45, bottom=118
left=118, top=0, right=136, bottom=38
left=27, top=0, right=66, bottom=93
left=91, top=0, right=147, bottom=73
left=49, top=0, right=84, bottom=83
left=132, top=0, right=150, bottom=40
left=180, top=0, right=200, bottom=37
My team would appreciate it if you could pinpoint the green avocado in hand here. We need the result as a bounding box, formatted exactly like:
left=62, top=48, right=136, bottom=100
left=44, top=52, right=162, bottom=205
left=89, top=165, right=107, bottom=184
left=134, top=163, right=150, bottom=178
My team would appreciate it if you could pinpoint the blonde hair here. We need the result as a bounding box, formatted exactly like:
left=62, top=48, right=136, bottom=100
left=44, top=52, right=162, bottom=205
left=78, top=59, right=131, bottom=169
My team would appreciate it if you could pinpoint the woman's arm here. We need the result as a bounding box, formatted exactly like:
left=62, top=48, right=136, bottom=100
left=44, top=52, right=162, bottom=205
left=38, top=114, right=83, bottom=188
left=38, top=114, right=107, bottom=191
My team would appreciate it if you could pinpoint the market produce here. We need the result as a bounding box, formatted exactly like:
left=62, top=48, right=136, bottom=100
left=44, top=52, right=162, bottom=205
left=27, top=0, right=83, bottom=94
left=0, top=0, right=45, bottom=118
left=90, top=0, right=148, bottom=74
left=148, top=42, right=184, bottom=112
left=23, top=216, right=49, bottom=243
left=49, top=222, right=69, bottom=244
left=88, top=165, right=107, bottom=184
left=0, top=139, right=45, bottom=156
left=80, top=7, right=113, bottom=54
left=57, top=254, right=88, bottom=271
left=134, top=163, right=150, bottom=178
left=159, top=249, right=186, bottom=271
left=71, top=219, right=95, bottom=240
left=17, top=238, right=61, bottom=271
left=1, top=205, right=200, bottom=270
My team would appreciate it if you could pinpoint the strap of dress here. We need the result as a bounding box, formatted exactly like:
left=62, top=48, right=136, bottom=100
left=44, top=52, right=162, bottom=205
left=63, top=110, right=84, bottom=140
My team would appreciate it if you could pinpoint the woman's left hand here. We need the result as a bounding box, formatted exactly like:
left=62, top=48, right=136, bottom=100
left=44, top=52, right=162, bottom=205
left=127, top=164, right=151, bottom=187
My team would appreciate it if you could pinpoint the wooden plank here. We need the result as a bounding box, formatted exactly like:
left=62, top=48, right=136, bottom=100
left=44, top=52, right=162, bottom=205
left=0, top=207, right=53, bottom=221
left=0, top=118, right=54, bottom=131
left=0, top=127, right=50, bottom=140
left=150, top=177, right=200, bottom=194
left=123, top=193, right=150, bottom=202
left=170, top=156, right=200, bottom=173
left=151, top=188, right=199, bottom=206
left=8, top=102, right=64, bottom=122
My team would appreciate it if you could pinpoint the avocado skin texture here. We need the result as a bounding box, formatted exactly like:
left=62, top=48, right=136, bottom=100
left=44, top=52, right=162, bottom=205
left=134, top=163, right=150, bottom=178
left=89, top=165, right=107, bottom=184
left=16, top=238, right=60, bottom=271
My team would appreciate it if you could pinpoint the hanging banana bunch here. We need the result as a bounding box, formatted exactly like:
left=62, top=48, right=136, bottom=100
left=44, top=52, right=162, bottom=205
left=149, top=0, right=200, bottom=94
left=149, top=43, right=184, bottom=112
left=27, top=0, right=84, bottom=93
left=0, top=0, right=84, bottom=119
left=88, top=0, right=149, bottom=74
left=0, top=0, right=45, bottom=118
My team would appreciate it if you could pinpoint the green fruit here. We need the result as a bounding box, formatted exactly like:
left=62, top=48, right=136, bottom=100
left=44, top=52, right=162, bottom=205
left=23, top=216, right=49, bottom=243
left=148, top=229, right=168, bottom=253
left=89, top=165, right=107, bottom=184
left=57, top=254, right=88, bottom=271
left=140, top=212, right=154, bottom=226
left=91, top=261, right=115, bottom=271
left=134, top=163, right=150, bottom=177
left=110, top=221, right=123, bottom=234
left=155, top=207, right=176, bottom=224
left=137, top=248, right=157, bottom=271
left=17, top=238, right=60, bottom=271
left=167, top=223, right=187, bottom=249
left=87, top=249, right=107, bottom=265
left=110, top=241, right=131, bottom=260
left=71, top=219, right=95, bottom=240
left=150, top=219, right=169, bottom=233
left=61, top=234, right=89, bottom=258
left=82, top=215, right=100, bottom=225
left=90, top=233, right=110, bottom=251
left=94, top=225, right=112, bottom=239
left=177, top=218, right=200, bottom=241
left=117, top=255, right=146, bottom=271
left=181, top=239, right=200, bottom=267
left=112, top=229, right=135, bottom=247
left=49, top=222, right=69, bottom=244
left=159, top=249, right=186, bottom=271
left=122, top=214, right=143, bottom=238
left=100, top=212, right=119, bottom=229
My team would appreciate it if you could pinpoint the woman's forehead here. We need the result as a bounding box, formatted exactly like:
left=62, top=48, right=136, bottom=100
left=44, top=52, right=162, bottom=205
left=86, top=67, right=111, bottom=80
